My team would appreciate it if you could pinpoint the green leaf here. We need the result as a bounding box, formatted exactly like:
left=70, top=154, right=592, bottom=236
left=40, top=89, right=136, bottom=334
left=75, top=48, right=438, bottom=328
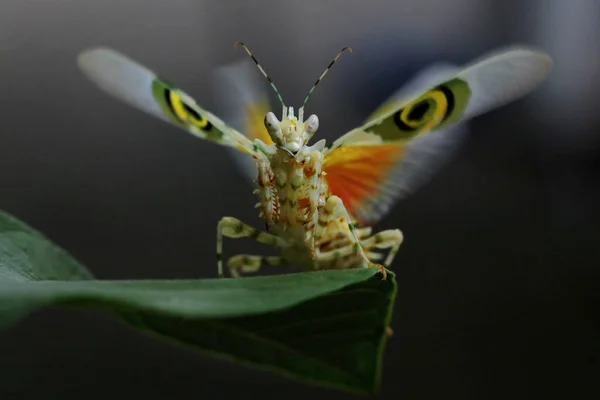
left=0, top=210, right=396, bottom=394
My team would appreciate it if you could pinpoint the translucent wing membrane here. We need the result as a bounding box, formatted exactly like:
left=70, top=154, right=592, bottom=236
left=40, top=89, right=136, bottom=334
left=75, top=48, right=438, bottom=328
left=331, top=47, right=552, bottom=149
left=321, top=47, right=551, bottom=225
left=323, top=64, right=470, bottom=225
left=212, top=61, right=274, bottom=183
left=458, top=47, right=552, bottom=119
left=79, top=45, right=550, bottom=228
left=364, top=63, right=458, bottom=123
left=77, top=47, right=254, bottom=154
left=323, top=143, right=406, bottom=224
left=209, top=47, right=550, bottom=225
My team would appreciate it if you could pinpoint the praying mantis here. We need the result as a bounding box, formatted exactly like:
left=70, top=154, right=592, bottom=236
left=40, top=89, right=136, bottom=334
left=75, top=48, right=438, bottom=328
left=77, top=43, right=551, bottom=279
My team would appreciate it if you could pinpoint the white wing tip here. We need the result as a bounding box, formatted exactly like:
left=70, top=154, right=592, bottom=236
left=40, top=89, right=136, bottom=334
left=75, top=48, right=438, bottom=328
left=479, top=45, right=553, bottom=73
left=77, top=47, right=124, bottom=73
left=78, top=46, right=110, bottom=62
left=505, top=46, right=553, bottom=68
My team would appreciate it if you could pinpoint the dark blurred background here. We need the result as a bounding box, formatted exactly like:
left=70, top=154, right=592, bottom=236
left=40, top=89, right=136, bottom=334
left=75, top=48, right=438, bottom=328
left=1, top=0, right=599, bottom=398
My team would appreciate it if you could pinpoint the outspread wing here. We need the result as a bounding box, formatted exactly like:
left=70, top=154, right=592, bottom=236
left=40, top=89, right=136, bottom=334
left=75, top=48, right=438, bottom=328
left=78, top=47, right=255, bottom=155
left=324, top=47, right=552, bottom=225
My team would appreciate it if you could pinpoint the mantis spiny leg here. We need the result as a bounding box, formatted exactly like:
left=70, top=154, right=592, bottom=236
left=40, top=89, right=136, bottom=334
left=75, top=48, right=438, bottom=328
left=217, top=216, right=288, bottom=277
left=312, top=197, right=387, bottom=279
left=360, top=229, right=404, bottom=268
left=227, top=254, right=287, bottom=277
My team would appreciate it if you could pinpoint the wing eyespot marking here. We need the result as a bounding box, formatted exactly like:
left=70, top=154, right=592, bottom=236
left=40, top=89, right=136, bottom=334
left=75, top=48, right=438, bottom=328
left=407, top=101, right=430, bottom=121
left=393, top=84, right=456, bottom=132
left=163, top=87, right=213, bottom=131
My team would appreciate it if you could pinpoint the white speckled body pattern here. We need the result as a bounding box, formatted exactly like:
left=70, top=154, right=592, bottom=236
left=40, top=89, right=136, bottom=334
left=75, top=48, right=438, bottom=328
left=221, top=106, right=394, bottom=278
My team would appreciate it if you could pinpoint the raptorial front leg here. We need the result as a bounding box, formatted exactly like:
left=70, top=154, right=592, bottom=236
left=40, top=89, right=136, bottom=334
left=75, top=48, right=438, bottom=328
left=313, top=195, right=387, bottom=279
left=227, top=254, right=287, bottom=277
left=299, top=150, right=324, bottom=249
left=216, top=216, right=288, bottom=278
left=314, top=196, right=356, bottom=246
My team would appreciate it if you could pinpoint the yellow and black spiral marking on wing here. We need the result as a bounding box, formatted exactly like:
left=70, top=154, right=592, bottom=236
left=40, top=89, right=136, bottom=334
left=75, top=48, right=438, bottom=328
left=394, top=85, right=454, bottom=132
left=366, top=77, right=471, bottom=142
left=152, top=78, right=223, bottom=141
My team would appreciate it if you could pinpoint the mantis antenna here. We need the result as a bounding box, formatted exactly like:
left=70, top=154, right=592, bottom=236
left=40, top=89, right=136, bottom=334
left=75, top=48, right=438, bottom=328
left=301, top=46, right=353, bottom=109
left=234, top=41, right=286, bottom=109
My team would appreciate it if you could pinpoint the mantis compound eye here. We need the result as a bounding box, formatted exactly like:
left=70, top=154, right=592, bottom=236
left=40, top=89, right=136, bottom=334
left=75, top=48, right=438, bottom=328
left=305, top=114, right=319, bottom=136
left=264, top=112, right=282, bottom=143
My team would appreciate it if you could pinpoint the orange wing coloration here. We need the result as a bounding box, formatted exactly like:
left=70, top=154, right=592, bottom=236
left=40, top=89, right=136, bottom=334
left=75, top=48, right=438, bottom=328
left=322, top=64, right=473, bottom=226
left=245, top=100, right=274, bottom=145
left=212, top=61, right=274, bottom=182
left=213, top=60, right=472, bottom=224
left=323, top=143, right=406, bottom=225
